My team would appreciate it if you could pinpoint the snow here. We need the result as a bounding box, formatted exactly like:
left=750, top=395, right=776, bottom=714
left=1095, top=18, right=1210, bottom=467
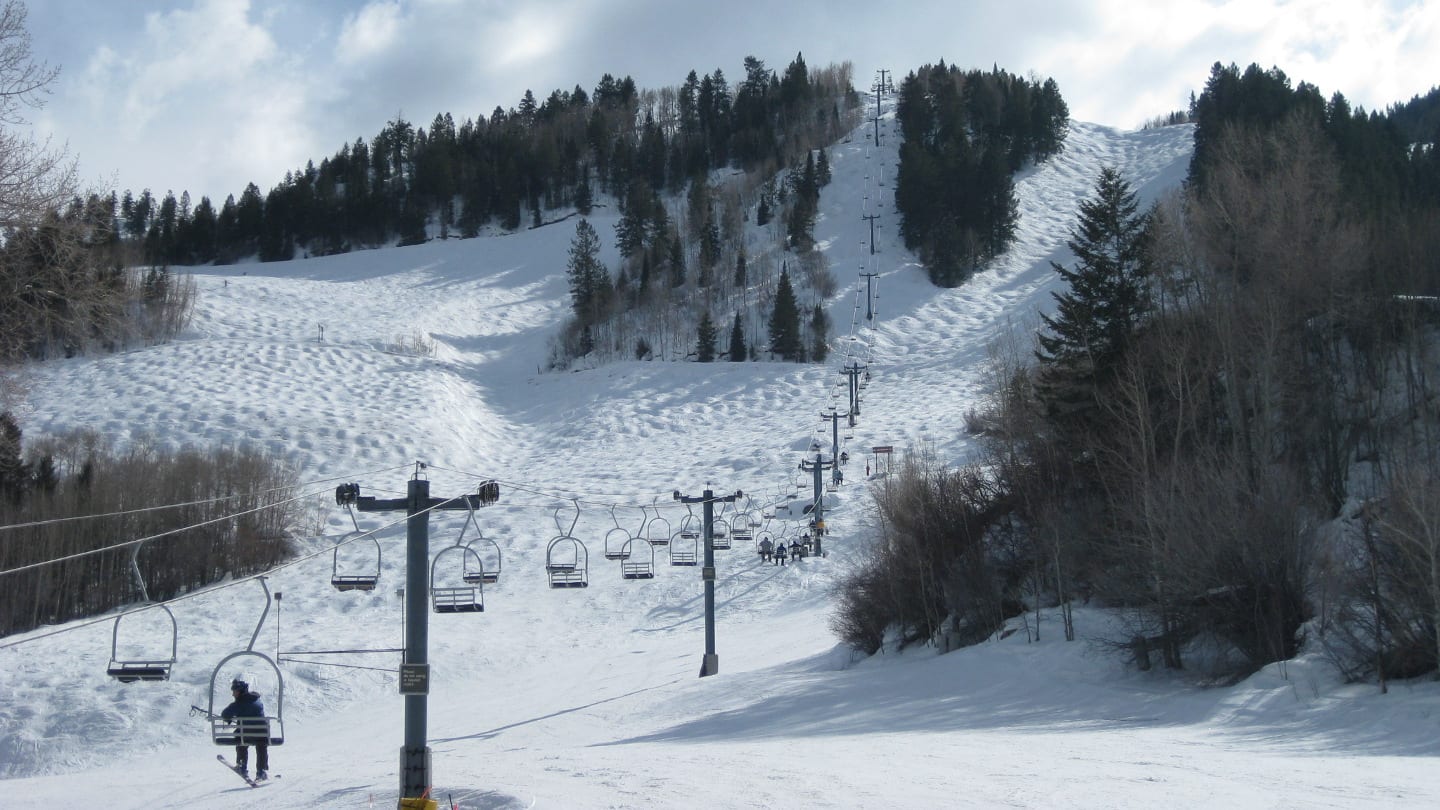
left=3, top=103, right=1438, bottom=809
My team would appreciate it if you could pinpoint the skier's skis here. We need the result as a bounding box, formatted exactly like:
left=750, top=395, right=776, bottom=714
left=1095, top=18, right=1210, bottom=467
left=217, top=754, right=273, bottom=788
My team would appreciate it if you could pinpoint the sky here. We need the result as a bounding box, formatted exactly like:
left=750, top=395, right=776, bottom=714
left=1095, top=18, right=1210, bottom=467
left=18, top=0, right=1440, bottom=207
left=5, top=90, right=1439, bottom=809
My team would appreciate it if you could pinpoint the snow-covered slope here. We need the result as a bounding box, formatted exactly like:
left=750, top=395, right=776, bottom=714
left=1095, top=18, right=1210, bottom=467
left=3, top=107, right=1438, bottom=809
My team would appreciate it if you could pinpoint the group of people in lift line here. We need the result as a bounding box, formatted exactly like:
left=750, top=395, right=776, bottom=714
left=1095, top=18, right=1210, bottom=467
left=757, top=536, right=807, bottom=566
left=222, top=678, right=270, bottom=781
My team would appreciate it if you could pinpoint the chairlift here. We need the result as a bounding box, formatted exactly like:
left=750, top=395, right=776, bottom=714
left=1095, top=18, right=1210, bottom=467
left=711, top=501, right=729, bottom=548
left=546, top=535, right=589, bottom=588
left=603, top=526, right=633, bottom=560
left=603, top=505, right=639, bottom=560
left=463, top=536, right=503, bottom=585
left=331, top=504, right=381, bottom=592
left=106, top=543, right=178, bottom=683
left=669, top=526, right=699, bottom=566
left=645, top=512, right=672, bottom=547
left=730, top=513, right=754, bottom=548
left=206, top=578, right=285, bottom=747
left=619, top=538, right=655, bottom=580
left=455, top=502, right=501, bottom=585
left=431, top=545, right=485, bottom=613
left=544, top=500, right=588, bottom=587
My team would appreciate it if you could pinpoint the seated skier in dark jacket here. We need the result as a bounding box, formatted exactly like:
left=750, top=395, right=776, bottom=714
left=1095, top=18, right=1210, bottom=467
left=221, top=678, right=270, bottom=780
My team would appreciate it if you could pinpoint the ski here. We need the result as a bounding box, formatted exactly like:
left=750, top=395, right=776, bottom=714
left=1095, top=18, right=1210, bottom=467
left=217, top=754, right=274, bottom=788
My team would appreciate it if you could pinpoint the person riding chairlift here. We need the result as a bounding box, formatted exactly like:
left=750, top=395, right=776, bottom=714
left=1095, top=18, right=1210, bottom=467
left=221, top=678, right=270, bottom=781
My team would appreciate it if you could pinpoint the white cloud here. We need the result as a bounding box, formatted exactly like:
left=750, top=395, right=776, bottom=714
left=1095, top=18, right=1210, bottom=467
left=336, top=1, right=405, bottom=66
left=28, top=0, right=1440, bottom=205
left=122, top=0, right=279, bottom=131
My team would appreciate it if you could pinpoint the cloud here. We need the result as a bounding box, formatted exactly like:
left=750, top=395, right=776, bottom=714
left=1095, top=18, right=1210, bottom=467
left=31, top=0, right=1440, bottom=208
left=53, top=0, right=319, bottom=201
left=120, top=0, right=280, bottom=132
left=336, top=1, right=404, bottom=66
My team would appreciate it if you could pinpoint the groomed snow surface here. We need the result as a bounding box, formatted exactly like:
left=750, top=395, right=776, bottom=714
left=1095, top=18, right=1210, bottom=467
left=3, top=108, right=1438, bottom=809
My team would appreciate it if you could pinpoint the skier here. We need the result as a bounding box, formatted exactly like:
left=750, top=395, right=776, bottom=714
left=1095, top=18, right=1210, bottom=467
left=774, top=540, right=788, bottom=566
left=790, top=539, right=804, bottom=561
left=759, top=537, right=773, bottom=562
left=221, top=678, right=270, bottom=781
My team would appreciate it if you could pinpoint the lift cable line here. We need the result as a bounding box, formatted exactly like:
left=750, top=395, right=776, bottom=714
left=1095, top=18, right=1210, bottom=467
left=0, top=481, right=342, bottom=580
left=0, top=462, right=413, bottom=534
left=421, top=463, right=800, bottom=516
left=0, top=507, right=416, bottom=653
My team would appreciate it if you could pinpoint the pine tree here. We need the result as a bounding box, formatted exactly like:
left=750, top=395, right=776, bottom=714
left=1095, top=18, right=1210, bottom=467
left=734, top=251, right=748, bottom=288
left=567, top=218, right=607, bottom=324
left=756, top=187, right=772, bottom=227
left=810, top=303, right=829, bottom=363
left=575, top=165, right=593, bottom=215
left=1035, top=167, right=1150, bottom=426
left=668, top=236, right=686, bottom=288
left=697, top=312, right=717, bottom=362
left=768, top=265, right=802, bottom=360
left=0, top=412, right=27, bottom=506
left=729, top=313, right=746, bottom=361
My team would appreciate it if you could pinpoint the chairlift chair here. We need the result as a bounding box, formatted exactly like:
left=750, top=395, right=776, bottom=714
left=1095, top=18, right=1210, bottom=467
left=546, top=535, right=589, bottom=588
left=454, top=500, right=501, bottom=585
left=106, top=544, right=178, bottom=683
left=330, top=487, right=380, bottom=591
left=206, top=578, right=285, bottom=746
left=207, top=650, right=286, bottom=747
left=669, top=528, right=699, bottom=566
left=107, top=604, right=178, bottom=683
left=462, top=535, right=503, bottom=585
left=431, top=544, right=485, bottom=613
left=730, top=513, right=754, bottom=548
left=603, top=527, right=633, bottom=561
left=619, top=538, right=655, bottom=580
left=645, top=515, right=671, bottom=547
left=331, top=533, right=382, bottom=592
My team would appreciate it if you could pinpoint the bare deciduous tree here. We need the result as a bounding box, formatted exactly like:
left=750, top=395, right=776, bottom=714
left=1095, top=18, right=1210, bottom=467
left=0, top=0, right=76, bottom=230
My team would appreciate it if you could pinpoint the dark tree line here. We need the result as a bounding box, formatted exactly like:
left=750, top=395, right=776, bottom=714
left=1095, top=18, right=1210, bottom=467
left=894, top=63, right=1069, bottom=286
left=108, top=54, right=859, bottom=269
left=1190, top=62, right=1435, bottom=213
left=837, top=62, right=1440, bottom=685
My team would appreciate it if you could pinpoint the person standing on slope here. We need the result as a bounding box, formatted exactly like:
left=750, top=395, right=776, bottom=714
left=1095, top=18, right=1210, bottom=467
left=221, top=678, right=270, bottom=781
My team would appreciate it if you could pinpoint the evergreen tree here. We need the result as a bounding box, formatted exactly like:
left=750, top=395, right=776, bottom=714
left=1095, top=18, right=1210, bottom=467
left=729, top=312, right=746, bottom=361
left=1035, top=167, right=1150, bottom=427
left=810, top=303, right=829, bottom=363
left=696, top=311, right=718, bottom=362
left=698, top=219, right=721, bottom=285
left=768, top=265, right=802, bottom=360
left=734, top=251, right=747, bottom=288
left=669, top=236, right=686, bottom=288
left=0, top=412, right=26, bottom=506
left=787, top=151, right=819, bottom=251
left=574, top=165, right=593, bottom=215
left=613, top=181, right=650, bottom=258
left=566, top=218, right=608, bottom=324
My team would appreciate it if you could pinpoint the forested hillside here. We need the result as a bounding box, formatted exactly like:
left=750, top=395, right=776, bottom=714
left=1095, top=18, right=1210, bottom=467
left=839, top=61, right=1440, bottom=686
